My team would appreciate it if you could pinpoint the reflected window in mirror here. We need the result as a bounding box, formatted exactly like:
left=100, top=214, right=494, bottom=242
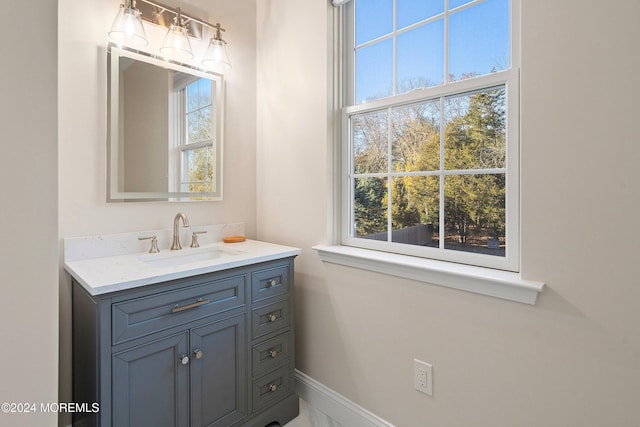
left=107, top=45, right=224, bottom=202
left=169, top=76, right=216, bottom=195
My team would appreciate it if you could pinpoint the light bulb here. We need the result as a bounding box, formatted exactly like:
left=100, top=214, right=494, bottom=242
left=201, top=25, right=231, bottom=70
left=108, top=2, right=148, bottom=49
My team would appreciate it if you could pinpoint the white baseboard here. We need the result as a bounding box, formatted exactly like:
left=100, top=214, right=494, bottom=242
left=63, top=371, right=392, bottom=427
left=294, top=369, right=395, bottom=427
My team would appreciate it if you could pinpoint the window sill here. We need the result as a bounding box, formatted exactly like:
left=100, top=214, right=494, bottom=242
left=312, top=245, right=544, bottom=305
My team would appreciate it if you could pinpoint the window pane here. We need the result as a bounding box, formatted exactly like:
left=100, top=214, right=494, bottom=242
left=444, top=174, right=505, bottom=256
left=444, top=87, right=506, bottom=170
left=185, top=146, right=212, bottom=191
left=449, top=0, right=473, bottom=9
left=391, top=101, right=440, bottom=172
left=353, top=111, right=388, bottom=174
left=449, top=0, right=510, bottom=81
left=187, top=82, right=198, bottom=111
left=207, top=147, right=214, bottom=182
left=391, top=176, right=439, bottom=248
left=198, top=79, right=212, bottom=107
left=355, top=0, right=393, bottom=45
left=354, top=177, right=388, bottom=239
left=197, top=106, right=212, bottom=142
left=397, top=19, right=444, bottom=92
left=356, top=39, right=393, bottom=103
left=397, top=0, right=443, bottom=29
left=187, top=112, right=198, bottom=144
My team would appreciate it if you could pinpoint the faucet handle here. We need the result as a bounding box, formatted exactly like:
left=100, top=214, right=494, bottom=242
left=139, top=235, right=160, bottom=253
left=190, top=231, right=207, bottom=248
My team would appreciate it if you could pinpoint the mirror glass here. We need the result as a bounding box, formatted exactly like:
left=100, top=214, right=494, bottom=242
left=107, top=45, right=224, bottom=202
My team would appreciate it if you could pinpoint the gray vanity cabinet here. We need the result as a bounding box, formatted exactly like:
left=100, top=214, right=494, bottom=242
left=112, top=332, right=190, bottom=427
left=189, top=314, right=247, bottom=427
left=72, top=257, right=298, bottom=427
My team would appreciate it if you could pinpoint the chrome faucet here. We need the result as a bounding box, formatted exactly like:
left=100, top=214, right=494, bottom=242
left=171, top=212, right=190, bottom=250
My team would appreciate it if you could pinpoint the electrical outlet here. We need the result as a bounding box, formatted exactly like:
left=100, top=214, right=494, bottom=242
left=413, top=359, right=433, bottom=396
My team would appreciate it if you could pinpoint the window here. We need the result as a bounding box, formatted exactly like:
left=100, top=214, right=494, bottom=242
left=182, top=78, right=215, bottom=193
left=169, top=74, right=219, bottom=199
left=341, top=0, right=519, bottom=271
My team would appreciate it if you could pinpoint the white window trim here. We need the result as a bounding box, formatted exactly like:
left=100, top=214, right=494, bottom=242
left=313, top=244, right=543, bottom=304
left=317, top=0, right=544, bottom=305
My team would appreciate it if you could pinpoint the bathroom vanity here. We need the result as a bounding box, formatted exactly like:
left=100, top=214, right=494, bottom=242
left=65, top=230, right=300, bottom=427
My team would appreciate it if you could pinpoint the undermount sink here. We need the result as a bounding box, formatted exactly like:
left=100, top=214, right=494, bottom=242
left=138, top=246, right=241, bottom=268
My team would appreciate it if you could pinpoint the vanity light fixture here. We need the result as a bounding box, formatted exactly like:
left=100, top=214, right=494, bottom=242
left=201, top=24, right=231, bottom=70
left=108, top=0, right=231, bottom=69
left=159, top=8, right=193, bottom=60
left=108, top=0, right=149, bottom=48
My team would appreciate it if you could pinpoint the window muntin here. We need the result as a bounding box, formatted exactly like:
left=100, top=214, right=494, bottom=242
left=343, top=0, right=518, bottom=271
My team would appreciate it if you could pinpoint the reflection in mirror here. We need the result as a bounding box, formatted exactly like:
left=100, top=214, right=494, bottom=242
left=107, top=45, right=224, bottom=202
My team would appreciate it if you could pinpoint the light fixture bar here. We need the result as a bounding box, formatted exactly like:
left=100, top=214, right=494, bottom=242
left=136, top=0, right=220, bottom=39
left=109, top=0, right=231, bottom=69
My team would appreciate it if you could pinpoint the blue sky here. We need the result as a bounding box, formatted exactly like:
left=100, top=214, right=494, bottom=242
left=354, top=0, right=510, bottom=103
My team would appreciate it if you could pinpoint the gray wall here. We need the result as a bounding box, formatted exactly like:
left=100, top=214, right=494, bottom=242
left=58, top=0, right=258, bottom=425
left=0, top=1, right=59, bottom=426
left=14, top=1, right=636, bottom=426
left=257, top=0, right=640, bottom=425
left=122, top=60, right=169, bottom=192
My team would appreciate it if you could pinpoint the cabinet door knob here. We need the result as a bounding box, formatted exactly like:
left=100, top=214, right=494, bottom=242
left=193, top=349, right=203, bottom=360
left=268, top=383, right=278, bottom=392
left=269, top=349, right=278, bottom=358
left=179, top=355, right=190, bottom=365
left=267, top=313, right=277, bottom=322
left=267, top=279, right=277, bottom=288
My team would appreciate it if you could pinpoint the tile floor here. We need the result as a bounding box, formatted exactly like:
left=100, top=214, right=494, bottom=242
left=283, top=398, right=344, bottom=427
left=283, top=398, right=311, bottom=426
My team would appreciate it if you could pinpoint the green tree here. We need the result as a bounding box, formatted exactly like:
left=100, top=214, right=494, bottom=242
left=443, top=88, right=506, bottom=244
left=351, top=86, right=506, bottom=250
left=354, top=177, right=387, bottom=236
left=390, top=103, right=440, bottom=229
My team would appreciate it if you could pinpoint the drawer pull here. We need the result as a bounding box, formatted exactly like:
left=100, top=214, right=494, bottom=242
left=267, top=313, right=277, bottom=322
left=171, top=298, right=210, bottom=314
left=268, top=383, right=278, bottom=392
left=266, top=279, right=277, bottom=288
left=269, top=349, right=278, bottom=358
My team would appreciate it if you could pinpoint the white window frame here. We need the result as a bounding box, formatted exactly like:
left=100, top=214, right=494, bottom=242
left=343, top=73, right=519, bottom=272
left=182, top=78, right=215, bottom=193
left=168, top=75, right=219, bottom=197
left=315, top=0, right=545, bottom=304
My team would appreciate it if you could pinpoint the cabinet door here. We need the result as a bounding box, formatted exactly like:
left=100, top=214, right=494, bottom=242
left=190, top=314, right=247, bottom=427
left=113, top=332, right=189, bottom=427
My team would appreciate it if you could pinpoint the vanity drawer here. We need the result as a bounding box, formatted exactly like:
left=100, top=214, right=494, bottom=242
left=251, top=299, right=291, bottom=339
left=252, top=332, right=291, bottom=375
left=252, top=366, right=292, bottom=412
left=251, top=263, right=290, bottom=303
left=112, top=275, right=246, bottom=344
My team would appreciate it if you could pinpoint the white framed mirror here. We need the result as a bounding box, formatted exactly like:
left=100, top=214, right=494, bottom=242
left=107, top=44, right=224, bottom=202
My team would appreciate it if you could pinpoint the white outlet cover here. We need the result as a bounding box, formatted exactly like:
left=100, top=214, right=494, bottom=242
left=413, top=359, right=433, bottom=396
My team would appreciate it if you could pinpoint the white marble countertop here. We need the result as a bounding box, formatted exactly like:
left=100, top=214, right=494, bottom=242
left=64, top=226, right=300, bottom=295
